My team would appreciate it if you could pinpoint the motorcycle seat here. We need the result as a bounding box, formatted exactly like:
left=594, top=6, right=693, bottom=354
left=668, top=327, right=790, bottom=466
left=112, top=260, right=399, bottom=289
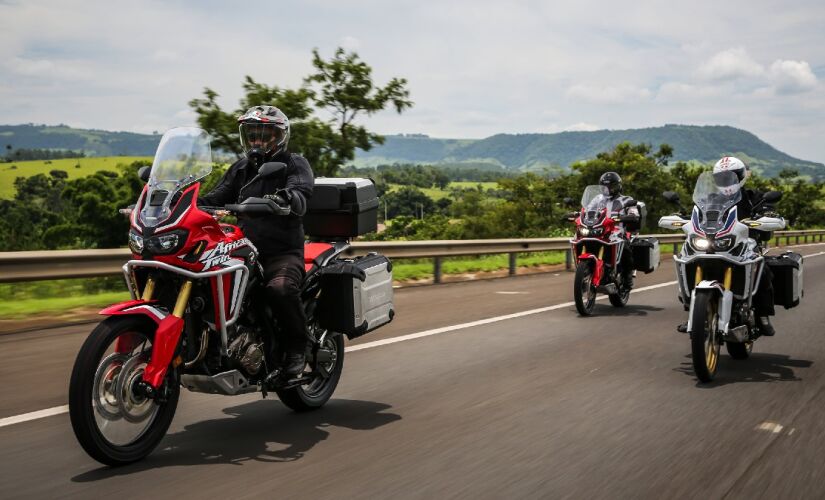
left=304, top=242, right=336, bottom=273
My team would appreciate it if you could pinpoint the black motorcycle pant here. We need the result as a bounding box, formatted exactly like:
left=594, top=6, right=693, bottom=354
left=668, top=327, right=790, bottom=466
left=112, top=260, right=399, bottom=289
left=262, top=253, right=309, bottom=354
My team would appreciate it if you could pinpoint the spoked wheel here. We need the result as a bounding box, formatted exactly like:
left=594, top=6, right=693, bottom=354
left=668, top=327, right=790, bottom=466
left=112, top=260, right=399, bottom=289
left=690, top=291, right=721, bottom=383
left=69, top=316, right=179, bottom=466
left=277, top=333, right=344, bottom=412
left=574, top=261, right=597, bottom=316
left=726, top=341, right=753, bottom=360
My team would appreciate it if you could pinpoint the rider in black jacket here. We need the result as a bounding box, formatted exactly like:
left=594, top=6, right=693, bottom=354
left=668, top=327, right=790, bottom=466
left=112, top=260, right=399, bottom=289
left=199, top=106, right=315, bottom=374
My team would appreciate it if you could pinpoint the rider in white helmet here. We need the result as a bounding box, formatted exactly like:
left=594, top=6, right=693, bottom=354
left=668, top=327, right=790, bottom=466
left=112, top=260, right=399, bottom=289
left=715, top=156, right=776, bottom=336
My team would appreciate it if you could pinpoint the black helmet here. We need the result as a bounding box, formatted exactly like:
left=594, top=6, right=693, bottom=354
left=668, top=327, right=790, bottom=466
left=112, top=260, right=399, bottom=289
left=599, top=172, right=622, bottom=197
left=238, top=106, right=290, bottom=166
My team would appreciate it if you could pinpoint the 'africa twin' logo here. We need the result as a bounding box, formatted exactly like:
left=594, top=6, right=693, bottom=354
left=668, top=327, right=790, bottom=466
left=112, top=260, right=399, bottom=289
left=199, top=238, right=251, bottom=270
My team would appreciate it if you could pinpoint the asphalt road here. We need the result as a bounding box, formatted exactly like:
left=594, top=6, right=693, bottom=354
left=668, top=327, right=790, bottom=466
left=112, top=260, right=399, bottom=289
left=1, top=242, right=824, bottom=498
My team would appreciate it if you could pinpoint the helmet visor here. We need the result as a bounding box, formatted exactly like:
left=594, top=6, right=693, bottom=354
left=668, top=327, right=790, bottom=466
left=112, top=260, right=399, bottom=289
left=239, top=123, right=285, bottom=155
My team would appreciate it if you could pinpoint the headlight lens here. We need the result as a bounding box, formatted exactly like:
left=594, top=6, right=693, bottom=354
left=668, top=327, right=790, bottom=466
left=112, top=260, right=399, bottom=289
left=691, top=236, right=710, bottom=251
left=128, top=231, right=144, bottom=254
left=712, top=236, right=735, bottom=251
left=144, top=229, right=188, bottom=255
left=580, top=228, right=590, bottom=236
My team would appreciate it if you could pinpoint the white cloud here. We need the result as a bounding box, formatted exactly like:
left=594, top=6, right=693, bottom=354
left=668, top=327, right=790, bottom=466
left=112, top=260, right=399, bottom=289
left=340, top=35, right=361, bottom=51
left=697, top=47, right=764, bottom=81
left=566, top=84, right=652, bottom=104
left=768, top=59, right=818, bottom=94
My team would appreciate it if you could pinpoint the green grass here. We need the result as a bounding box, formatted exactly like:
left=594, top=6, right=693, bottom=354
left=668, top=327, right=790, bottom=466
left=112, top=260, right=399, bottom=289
left=0, top=156, right=152, bottom=198
left=387, top=181, right=499, bottom=201
left=392, top=251, right=567, bottom=281
left=0, top=291, right=131, bottom=319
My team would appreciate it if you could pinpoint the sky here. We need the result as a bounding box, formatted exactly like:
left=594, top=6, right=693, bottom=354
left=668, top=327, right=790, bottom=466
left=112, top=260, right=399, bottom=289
left=1, top=0, right=824, bottom=162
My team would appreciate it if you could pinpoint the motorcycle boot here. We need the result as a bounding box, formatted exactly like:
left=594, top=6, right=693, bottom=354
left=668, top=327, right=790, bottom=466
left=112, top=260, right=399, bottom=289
left=677, top=322, right=688, bottom=333
left=284, top=350, right=307, bottom=376
left=759, top=316, right=776, bottom=336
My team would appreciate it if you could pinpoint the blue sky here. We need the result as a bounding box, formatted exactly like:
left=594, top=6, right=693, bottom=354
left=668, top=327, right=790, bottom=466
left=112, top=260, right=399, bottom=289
left=1, top=0, right=824, bottom=163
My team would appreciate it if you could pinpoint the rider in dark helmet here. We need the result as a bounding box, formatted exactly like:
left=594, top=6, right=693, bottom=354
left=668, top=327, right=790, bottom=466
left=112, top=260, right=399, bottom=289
left=598, top=171, right=639, bottom=289
left=199, top=105, right=315, bottom=376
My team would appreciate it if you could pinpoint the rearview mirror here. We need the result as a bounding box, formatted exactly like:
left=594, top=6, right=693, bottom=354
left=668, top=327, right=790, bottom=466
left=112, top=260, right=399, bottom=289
left=662, top=191, right=680, bottom=204
left=624, top=199, right=638, bottom=208
left=259, top=162, right=287, bottom=179
left=563, top=197, right=576, bottom=208
left=763, top=191, right=782, bottom=203
left=138, top=166, right=151, bottom=182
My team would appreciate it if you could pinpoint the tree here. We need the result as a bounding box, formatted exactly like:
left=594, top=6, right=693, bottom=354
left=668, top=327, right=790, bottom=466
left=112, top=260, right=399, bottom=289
left=305, top=48, right=412, bottom=173
left=189, top=48, right=412, bottom=177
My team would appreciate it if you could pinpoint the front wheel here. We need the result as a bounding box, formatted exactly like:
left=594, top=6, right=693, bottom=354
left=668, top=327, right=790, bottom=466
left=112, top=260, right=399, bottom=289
left=69, top=316, right=179, bottom=466
left=690, top=291, right=721, bottom=383
left=277, top=333, right=344, bottom=412
left=574, top=261, right=597, bottom=316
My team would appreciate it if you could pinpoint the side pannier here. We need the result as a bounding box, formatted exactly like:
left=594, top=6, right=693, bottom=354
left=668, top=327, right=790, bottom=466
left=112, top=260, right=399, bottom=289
left=631, top=237, right=660, bottom=274
left=766, top=251, right=803, bottom=309
left=316, top=254, right=395, bottom=339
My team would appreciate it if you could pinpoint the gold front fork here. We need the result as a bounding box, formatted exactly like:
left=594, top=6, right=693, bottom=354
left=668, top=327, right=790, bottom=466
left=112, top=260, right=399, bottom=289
left=141, top=278, right=156, bottom=301
left=723, top=266, right=732, bottom=291
left=172, top=280, right=193, bottom=318
left=695, top=265, right=703, bottom=285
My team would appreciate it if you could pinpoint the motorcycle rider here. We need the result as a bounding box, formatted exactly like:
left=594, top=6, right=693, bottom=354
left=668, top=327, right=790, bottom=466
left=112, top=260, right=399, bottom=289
left=715, top=156, right=777, bottom=336
left=198, top=105, right=315, bottom=375
left=597, top=172, right=640, bottom=289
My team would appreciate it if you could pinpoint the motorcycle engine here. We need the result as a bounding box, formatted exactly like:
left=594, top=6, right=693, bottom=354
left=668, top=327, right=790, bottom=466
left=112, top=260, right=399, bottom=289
left=227, top=328, right=264, bottom=376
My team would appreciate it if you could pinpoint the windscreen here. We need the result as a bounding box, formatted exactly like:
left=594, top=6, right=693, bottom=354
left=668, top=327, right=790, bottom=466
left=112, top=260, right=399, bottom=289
left=140, top=127, right=213, bottom=228
left=692, top=171, right=742, bottom=233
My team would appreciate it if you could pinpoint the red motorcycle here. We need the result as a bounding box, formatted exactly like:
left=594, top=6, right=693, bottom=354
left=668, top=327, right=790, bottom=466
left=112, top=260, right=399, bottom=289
left=69, top=128, right=394, bottom=465
left=567, top=185, right=657, bottom=315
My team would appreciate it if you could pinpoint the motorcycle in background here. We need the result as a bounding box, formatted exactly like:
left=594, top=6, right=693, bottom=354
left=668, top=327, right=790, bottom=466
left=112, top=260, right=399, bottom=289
left=566, top=186, right=659, bottom=316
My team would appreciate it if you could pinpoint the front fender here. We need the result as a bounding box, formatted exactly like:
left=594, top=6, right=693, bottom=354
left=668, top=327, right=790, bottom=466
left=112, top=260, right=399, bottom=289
left=577, top=253, right=604, bottom=287
left=100, top=300, right=168, bottom=324
left=100, top=300, right=182, bottom=389
left=687, top=282, right=732, bottom=334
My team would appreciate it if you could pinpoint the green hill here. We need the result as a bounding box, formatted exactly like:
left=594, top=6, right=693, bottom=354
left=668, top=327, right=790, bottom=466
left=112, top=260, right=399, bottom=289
left=356, top=125, right=824, bottom=179
left=0, top=124, right=161, bottom=157
left=2, top=123, right=822, bottom=179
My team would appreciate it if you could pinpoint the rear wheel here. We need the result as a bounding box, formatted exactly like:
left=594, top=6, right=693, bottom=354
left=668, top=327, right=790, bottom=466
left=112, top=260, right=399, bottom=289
left=574, top=261, right=597, bottom=316
left=277, top=333, right=344, bottom=412
left=726, top=341, right=753, bottom=360
left=609, top=273, right=631, bottom=307
left=69, top=316, right=179, bottom=466
left=690, top=291, right=721, bottom=383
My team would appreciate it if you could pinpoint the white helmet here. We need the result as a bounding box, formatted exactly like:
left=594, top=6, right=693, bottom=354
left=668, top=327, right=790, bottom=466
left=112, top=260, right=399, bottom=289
left=712, top=156, right=750, bottom=196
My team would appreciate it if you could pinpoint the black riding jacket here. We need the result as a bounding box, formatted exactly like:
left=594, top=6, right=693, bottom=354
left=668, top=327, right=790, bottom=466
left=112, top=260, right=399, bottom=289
left=199, top=151, right=314, bottom=257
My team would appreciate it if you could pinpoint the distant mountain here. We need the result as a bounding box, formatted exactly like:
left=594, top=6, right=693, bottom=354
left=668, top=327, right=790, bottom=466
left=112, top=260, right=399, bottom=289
left=2, top=123, right=822, bottom=179
left=0, top=124, right=161, bottom=157
left=355, top=125, right=824, bottom=179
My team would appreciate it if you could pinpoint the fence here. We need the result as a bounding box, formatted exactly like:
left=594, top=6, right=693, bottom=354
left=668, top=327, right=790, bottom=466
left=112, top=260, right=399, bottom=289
left=2, top=230, right=823, bottom=284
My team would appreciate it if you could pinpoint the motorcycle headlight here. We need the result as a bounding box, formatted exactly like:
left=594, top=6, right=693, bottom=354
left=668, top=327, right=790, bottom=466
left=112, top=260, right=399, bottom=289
left=580, top=228, right=590, bottom=236
left=591, top=227, right=604, bottom=236
left=128, top=231, right=144, bottom=254
left=145, top=229, right=188, bottom=255
left=691, top=236, right=710, bottom=251
left=712, top=236, right=735, bottom=251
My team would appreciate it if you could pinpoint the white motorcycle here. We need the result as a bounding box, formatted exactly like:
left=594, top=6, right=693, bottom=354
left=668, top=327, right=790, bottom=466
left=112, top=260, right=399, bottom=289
left=659, top=171, right=790, bottom=382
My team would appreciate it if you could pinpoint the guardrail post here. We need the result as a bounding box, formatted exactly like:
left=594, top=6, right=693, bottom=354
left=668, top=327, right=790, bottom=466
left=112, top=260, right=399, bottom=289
left=796, top=235, right=800, bottom=245
left=565, top=249, right=573, bottom=271
left=786, top=236, right=790, bottom=246
left=433, top=257, right=442, bottom=284
left=774, top=236, right=780, bottom=247
left=508, top=253, right=517, bottom=276
left=672, top=243, right=678, bottom=254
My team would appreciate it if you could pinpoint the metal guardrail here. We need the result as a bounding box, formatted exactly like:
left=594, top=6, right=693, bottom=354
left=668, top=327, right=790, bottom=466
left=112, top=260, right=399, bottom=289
left=1, top=230, right=823, bottom=284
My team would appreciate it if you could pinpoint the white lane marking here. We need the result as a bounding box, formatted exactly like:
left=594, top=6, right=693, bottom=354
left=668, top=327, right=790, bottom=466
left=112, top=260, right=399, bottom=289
left=347, top=280, right=678, bottom=352
left=495, top=291, right=529, bottom=295
left=0, top=405, right=68, bottom=429
left=788, top=428, right=796, bottom=436
left=5, top=249, right=825, bottom=429
left=755, top=421, right=784, bottom=434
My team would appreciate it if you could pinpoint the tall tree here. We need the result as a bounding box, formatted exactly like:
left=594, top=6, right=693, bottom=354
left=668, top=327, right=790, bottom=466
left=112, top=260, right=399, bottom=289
left=189, top=48, right=412, bottom=176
